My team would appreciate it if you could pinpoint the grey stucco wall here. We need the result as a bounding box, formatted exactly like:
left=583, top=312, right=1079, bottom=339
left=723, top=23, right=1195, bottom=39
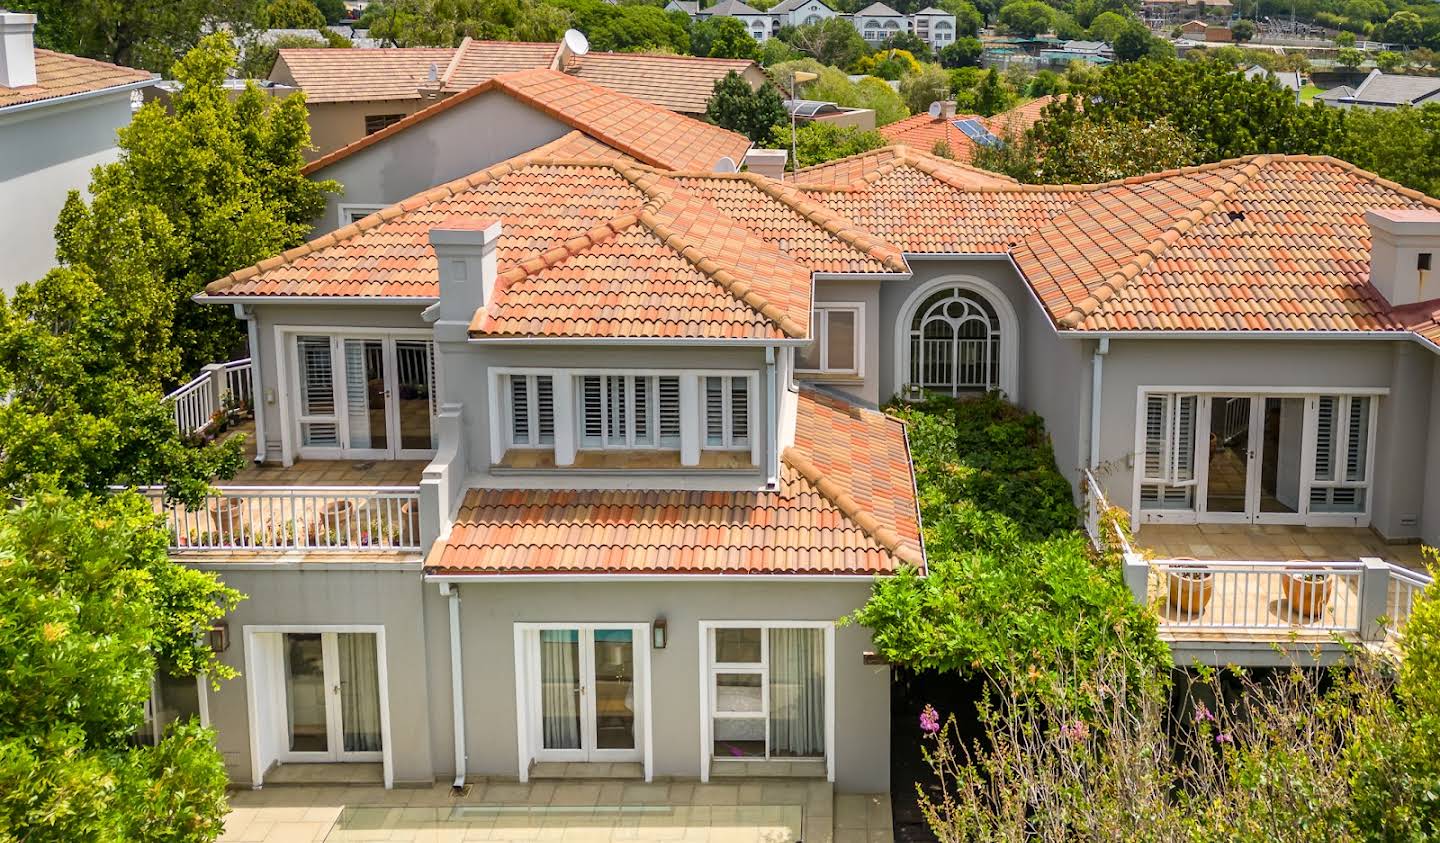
left=195, top=564, right=437, bottom=787
left=1095, top=338, right=1432, bottom=541
left=1424, top=359, right=1440, bottom=547
left=0, top=92, right=133, bottom=292
left=308, top=92, right=572, bottom=236
left=422, top=579, right=890, bottom=793
left=802, top=278, right=882, bottom=405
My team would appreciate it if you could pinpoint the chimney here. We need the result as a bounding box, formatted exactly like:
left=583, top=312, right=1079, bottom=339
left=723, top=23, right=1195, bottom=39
left=941, top=100, right=957, bottom=119
left=1367, top=208, right=1440, bottom=308
left=743, top=148, right=787, bottom=180
left=0, top=11, right=37, bottom=89
left=429, top=218, right=501, bottom=326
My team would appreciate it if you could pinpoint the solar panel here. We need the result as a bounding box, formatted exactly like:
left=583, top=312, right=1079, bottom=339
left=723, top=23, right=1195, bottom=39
left=953, top=118, right=1002, bottom=147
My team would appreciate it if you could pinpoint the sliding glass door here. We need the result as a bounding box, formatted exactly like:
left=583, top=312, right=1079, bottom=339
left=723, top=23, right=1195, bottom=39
left=527, top=625, right=643, bottom=763
left=290, top=334, right=437, bottom=460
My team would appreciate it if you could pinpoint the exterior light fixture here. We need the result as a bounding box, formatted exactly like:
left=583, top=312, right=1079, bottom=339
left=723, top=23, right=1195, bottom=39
left=207, top=621, right=229, bottom=654
left=652, top=617, right=668, bottom=649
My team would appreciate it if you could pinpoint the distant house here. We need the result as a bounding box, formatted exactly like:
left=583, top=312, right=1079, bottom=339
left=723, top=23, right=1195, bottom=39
left=0, top=11, right=155, bottom=292
left=269, top=36, right=768, bottom=157
left=878, top=95, right=1054, bottom=161
left=853, top=1, right=908, bottom=44
left=769, top=0, right=837, bottom=29
left=1314, top=84, right=1357, bottom=105
left=1179, top=18, right=1210, bottom=38
left=1244, top=64, right=1303, bottom=100
left=911, top=7, right=958, bottom=48
left=1321, top=69, right=1440, bottom=109
left=1204, top=24, right=1234, bottom=43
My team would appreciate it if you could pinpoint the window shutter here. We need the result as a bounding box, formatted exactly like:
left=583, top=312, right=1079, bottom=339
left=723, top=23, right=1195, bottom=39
left=536, top=376, right=554, bottom=445
left=705, top=377, right=725, bottom=447
left=1170, top=394, right=1197, bottom=485
left=582, top=376, right=603, bottom=446
left=1345, top=396, right=1369, bottom=482
left=658, top=376, right=681, bottom=445
left=633, top=376, right=650, bottom=444
left=1313, top=396, right=1336, bottom=482
left=730, top=377, right=750, bottom=445
left=509, top=375, right=530, bottom=445
left=1141, top=394, right=1170, bottom=483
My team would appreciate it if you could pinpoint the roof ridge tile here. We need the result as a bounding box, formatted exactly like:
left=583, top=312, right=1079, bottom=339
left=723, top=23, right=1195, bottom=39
left=782, top=432, right=921, bottom=566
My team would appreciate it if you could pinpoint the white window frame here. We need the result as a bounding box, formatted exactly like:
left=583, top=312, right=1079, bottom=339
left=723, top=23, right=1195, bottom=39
left=796, top=302, right=865, bottom=378
left=337, top=203, right=386, bottom=228
left=701, top=374, right=757, bottom=452
left=1305, top=394, right=1377, bottom=518
left=242, top=624, right=394, bottom=789
left=274, top=326, right=441, bottom=465
left=1131, top=386, right=1385, bottom=530
left=504, top=373, right=555, bottom=449
left=512, top=622, right=654, bottom=782
left=143, top=671, right=210, bottom=745
left=894, top=276, right=1020, bottom=400
left=697, top=621, right=835, bottom=784
left=575, top=373, right=682, bottom=451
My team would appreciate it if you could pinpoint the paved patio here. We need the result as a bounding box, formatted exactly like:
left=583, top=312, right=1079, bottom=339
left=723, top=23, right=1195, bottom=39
left=218, top=779, right=893, bottom=843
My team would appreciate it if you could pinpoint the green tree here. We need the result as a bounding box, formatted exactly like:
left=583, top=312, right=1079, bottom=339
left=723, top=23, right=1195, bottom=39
left=772, top=59, right=910, bottom=124
left=978, top=114, right=1196, bottom=181
left=706, top=70, right=786, bottom=144
left=778, top=120, right=889, bottom=168
left=758, top=36, right=802, bottom=65
left=880, top=30, right=933, bottom=60
left=586, top=4, right=691, bottom=52
left=5, top=0, right=265, bottom=71
left=1026, top=68, right=1064, bottom=95
left=1335, top=103, right=1440, bottom=197
left=1338, top=46, right=1366, bottom=68
left=1376, top=49, right=1403, bottom=72
left=1110, top=19, right=1155, bottom=61
left=239, top=32, right=327, bottom=78
left=63, top=34, right=335, bottom=378
left=0, top=491, right=243, bottom=841
left=937, top=0, right=983, bottom=35
left=972, top=67, right=1011, bottom=115
left=1231, top=17, right=1256, bottom=42
left=369, top=0, right=574, bottom=45
left=1087, top=10, right=1130, bottom=42
left=899, top=64, right=952, bottom=114
left=939, top=36, right=984, bottom=67
left=315, top=0, right=347, bottom=22
left=782, top=16, right=869, bottom=68
left=854, top=47, right=923, bottom=79
left=265, top=0, right=327, bottom=27
left=853, top=75, right=911, bottom=124
left=1336, top=29, right=1357, bottom=47
left=997, top=0, right=1052, bottom=36
left=691, top=15, right=760, bottom=59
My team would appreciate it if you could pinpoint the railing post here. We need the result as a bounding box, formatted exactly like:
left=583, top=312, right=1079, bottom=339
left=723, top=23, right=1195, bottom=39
left=1359, top=557, right=1391, bottom=641
left=202, top=363, right=227, bottom=419
left=1124, top=552, right=1150, bottom=607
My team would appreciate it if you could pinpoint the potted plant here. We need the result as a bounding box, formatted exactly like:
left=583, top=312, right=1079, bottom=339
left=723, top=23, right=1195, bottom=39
left=1283, top=568, right=1334, bottom=619
left=1167, top=560, right=1213, bottom=615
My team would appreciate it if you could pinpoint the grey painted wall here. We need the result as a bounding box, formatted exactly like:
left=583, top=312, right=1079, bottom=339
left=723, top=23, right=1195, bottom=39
left=421, top=579, right=890, bottom=793
left=195, top=564, right=437, bottom=787
left=811, top=278, right=882, bottom=405
left=0, top=93, right=133, bottom=292
left=1095, top=338, right=1433, bottom=541
left=308, top=92, right=572, bottom=236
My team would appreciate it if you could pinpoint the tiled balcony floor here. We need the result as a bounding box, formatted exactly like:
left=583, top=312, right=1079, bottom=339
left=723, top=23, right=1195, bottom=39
left=218, top=421, right=428, bottom=487
left=1137, top=524, right=1427, bottom=571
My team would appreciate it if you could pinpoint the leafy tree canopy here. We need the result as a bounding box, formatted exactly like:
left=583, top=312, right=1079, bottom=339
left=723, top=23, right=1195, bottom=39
left=937, top=0, right=984, bottom=35
left=997, top=0, right=1052, bottom=37
left=265, top=0, right=327, bottom=28
left=63, top=34, right=336, bottom=378
left=879, top=29, right=933, bottom=61
left=690, top=15, right=760, bottom=59
left=939, top=36, right=984, bottom=67
left=1230, top=17, right=1256, bottom=42
left=900, top=64, right=952, bottom=114
left=367, top=0, right=574, bottom=45
left=774, top=119, right=889, bottom=168
left=777, top=17, right=869, bottom=68
left=853, top=47, right=923, bottom=79
left=706, top=70, right=786, bottom=144
left=771, top=58, right=910, bottom=124
left=0, top=491, right=242, bottom=841
left=5, top=0, right=265, bottom=72
left=1086, top=10, right=1131, bottom=42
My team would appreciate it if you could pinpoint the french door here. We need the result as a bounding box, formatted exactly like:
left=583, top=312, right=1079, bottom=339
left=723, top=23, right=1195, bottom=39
left=292, top=333, right=436, bottom=460
left=524, top=625, right=645, bottom=763
left=1139, top=391, right=1377, bottom=527
left=277, top=632, right=385, bottom=763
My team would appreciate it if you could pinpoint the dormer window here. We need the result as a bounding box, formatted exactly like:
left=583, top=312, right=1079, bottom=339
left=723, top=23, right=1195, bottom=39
left=579, top=374, right=682, bottom=450
left=703, top=375, right=751, bottom=450
left=507, top=374, right=555, bottom=447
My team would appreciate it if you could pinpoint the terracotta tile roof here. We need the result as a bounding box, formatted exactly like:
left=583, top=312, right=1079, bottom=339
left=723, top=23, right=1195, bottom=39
left=426, top=389, right=923, bottom=575
left=794, top=145, right=1017, bottom=191
left=0, top=49, right=154, bottom=110
left=271, top=47, right=453, bottom=103
left=277, top=39, right=761, bottom=115
left=302, top=67, right=751, bottom=175
left=204, top=152, right=912, bottom=338
left=877, top=97, right=1055, bottom=161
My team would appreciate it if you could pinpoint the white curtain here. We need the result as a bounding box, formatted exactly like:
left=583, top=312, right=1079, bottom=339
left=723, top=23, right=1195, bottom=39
left=768, top=628, right=825, bottom=757
left=540, top=630, right=582, bottom=750
left=337, top=633, right=383, bottom=753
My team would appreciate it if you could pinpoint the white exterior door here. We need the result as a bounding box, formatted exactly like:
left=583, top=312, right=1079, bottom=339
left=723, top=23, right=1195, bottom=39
left=274, top=631, right=385, bottom=764
left=523, top=625, right=647, bottom=765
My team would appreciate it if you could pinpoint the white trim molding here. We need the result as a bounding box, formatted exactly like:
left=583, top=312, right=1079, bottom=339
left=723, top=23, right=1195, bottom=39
left=892, top=275, right=1020, bottom=400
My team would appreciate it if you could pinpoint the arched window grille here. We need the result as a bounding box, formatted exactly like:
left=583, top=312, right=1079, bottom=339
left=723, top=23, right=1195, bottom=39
left=907, top=287, right=1002, bottom=394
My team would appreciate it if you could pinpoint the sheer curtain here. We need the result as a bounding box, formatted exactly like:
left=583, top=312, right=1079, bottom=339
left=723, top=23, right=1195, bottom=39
left=337, top=633, right=383, bottom=753
left=540, top=630, right=582, bottom=750
left=768, top=628, right=825, bottom=757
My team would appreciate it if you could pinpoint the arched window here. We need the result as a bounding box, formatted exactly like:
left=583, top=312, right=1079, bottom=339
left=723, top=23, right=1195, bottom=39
left=908, top=287, right=1002, bottom=394
left=803, top=13, right=822, bottom=24
left=884, top=19, right=900, bottom=29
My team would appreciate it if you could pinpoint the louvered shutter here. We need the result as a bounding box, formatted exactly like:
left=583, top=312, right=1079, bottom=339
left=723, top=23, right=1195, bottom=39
left=704, top=376, right=725, bottom=447
left=730, top=377, right=750, bottom=446
left=1345, top=396, right=1369, bottom=482
left=581, top=376, right=603, bottom=447
left=509, top=375, right=531, bottom=445
left=536, top=376, right=554, bottom=445
left=658, top=376, right=681, bottom=446
left=1170, top=394, right=1197, bottom=485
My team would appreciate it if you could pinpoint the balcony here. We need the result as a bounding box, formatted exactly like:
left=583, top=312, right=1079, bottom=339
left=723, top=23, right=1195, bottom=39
left=1083, top=471, right=1431, bottom=662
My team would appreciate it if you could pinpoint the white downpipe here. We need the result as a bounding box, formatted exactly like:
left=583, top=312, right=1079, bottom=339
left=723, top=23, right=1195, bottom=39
left=439, top=582, right=466, bottom=788
left=1088, top=338, right=1109, bottom=468
left=766, top=346, right=779, bottom=488
left=236, top=304, right=267, bottom=463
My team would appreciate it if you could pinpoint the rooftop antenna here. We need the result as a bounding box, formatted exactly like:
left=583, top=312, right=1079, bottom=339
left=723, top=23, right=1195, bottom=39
left=927, top=100, right=942, bottom=118
left=563, top=29, right=590, bottom=56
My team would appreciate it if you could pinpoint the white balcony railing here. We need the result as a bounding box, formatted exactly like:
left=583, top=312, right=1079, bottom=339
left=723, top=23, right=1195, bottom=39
left=166, top=358, right=252, bottom=435
left=140, top=486, right=423, bottom=553
left=1082, top=468, right=1137, bottom=559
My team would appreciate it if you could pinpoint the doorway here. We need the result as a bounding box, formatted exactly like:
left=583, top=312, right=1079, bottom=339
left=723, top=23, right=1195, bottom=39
left=288, top=333, right=437, bottom=461
left=245, top=627, right=393, bottom=787
left=1200, top=396, right=1305, bottom=524
left=517, top=624, right=650, bottom=773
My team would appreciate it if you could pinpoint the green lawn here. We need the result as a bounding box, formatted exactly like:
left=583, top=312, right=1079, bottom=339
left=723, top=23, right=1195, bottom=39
left=1300, top=83, right=1324, bottom=102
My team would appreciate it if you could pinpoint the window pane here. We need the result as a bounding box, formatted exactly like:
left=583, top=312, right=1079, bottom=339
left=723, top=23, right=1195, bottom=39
left=155, top=672, right=201, bottom=734
left=715, top=627, right=762, bottom=663
left=713, top=717, right=765, bottom=758
left=715, top=673, right=763, bottom=713
left=593, top=629, right=635, bottom=750
left=825, top=310, right=856, bottom=371
left=768, top=628, right=825, bottom=757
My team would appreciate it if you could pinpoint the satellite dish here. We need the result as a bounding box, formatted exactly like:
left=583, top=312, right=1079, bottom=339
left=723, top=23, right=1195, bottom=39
left=563, top=29, right=590, bottom=57
left=714, top=156, right=737, bottom=173
left=927, top=101, right=942, bottom=118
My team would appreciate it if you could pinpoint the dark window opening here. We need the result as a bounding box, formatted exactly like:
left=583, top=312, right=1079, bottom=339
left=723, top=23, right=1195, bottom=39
left=364, top=113, right=405, bottom=135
